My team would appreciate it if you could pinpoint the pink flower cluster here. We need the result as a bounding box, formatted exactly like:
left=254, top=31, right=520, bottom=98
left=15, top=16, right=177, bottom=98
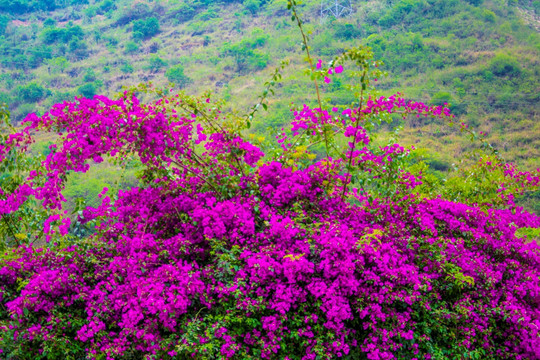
left=0, top=83, right=538, bottom=360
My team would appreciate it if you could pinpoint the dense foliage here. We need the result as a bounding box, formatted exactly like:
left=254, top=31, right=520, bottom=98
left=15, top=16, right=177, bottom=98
left=0, top=11, right=539, bottom=356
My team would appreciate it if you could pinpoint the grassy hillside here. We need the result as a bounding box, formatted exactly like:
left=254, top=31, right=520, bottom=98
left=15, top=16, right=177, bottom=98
left=0, top=0, right=538, bottom=172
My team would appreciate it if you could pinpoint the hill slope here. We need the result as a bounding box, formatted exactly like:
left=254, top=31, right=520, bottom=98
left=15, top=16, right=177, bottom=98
left=0, top=0, right=538, bottom=169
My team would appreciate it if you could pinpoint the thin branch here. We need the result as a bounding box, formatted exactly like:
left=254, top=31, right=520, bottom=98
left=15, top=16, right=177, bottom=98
left=289, top=0, right=330, bottom=159
left=341, top=70, right=367, bottom=201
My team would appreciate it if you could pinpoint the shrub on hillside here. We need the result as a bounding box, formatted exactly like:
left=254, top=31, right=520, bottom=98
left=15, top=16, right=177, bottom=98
left=169, top=3, right=196, bottom=23
left=41, top=25, right=84, bottom=44
left=244, top=0, right=262, bottom=14
left=489, top=53, right=522, bottom=77
left=77, top=82, right=97, bottom=98
left=124, top=40, right=139, bottom=54
left=132, top=17, right=160, bottom=40
left=334, top=23, right=362, bottom=40
left=146, top=55, right=167, bottom=72
left=15, top=82, right=49, bottom=103
left=165, top=64, right=191, bottom=88
left=0, top=14, right=8, bottom=36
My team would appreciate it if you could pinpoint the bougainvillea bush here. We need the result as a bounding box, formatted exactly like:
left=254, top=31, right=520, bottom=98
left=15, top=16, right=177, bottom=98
left=1, top=7, right=540, bottom=359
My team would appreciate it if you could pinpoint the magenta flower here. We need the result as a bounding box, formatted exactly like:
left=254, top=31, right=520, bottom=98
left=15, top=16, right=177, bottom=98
left=0, top=65, right=538, bottom=360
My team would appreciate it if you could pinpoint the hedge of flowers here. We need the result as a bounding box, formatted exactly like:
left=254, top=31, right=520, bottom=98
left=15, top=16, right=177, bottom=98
left=1, top=40, right=539, bottom=360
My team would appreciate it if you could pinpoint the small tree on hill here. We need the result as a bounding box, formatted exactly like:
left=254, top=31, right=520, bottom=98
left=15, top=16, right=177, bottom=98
left=132, top=17, right=159, bottom=40
left=147, top=55, right=167, bottom=73
left=46, top=57, right=69, bottom=74
left=165, top=64, right=191, bottom=88
left=77, top=82, right=97, bottom=98
left=16, top=82, right=49, bottom=103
